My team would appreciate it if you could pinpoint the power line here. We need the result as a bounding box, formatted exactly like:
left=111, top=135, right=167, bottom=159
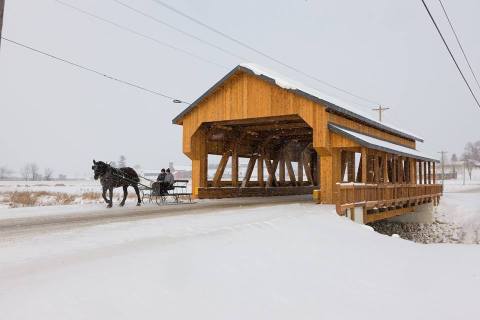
left=420, top=0, right=480, bottom=109
left=111, top=0, right=248, bottom=62
left=149, top=0, right=382, bottom=107
left=437, top=0, right=480, bottom=91
left=54, top=0, right=228, bottom=70
left=1, top=36, right=191, bottom=103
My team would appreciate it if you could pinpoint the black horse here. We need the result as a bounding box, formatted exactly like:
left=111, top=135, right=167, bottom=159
left=92, top=160, right=141, bottom=208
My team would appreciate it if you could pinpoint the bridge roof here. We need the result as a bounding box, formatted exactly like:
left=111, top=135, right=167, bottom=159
left=329, top=124, right=439, bottom=162
left=172, top=63, right=424, bottom=143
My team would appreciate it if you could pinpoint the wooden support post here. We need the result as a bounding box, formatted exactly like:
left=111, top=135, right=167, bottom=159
left=191, top=129, right=208, bottom=197
left=361, top=147, right=367, bottom=183
left=423, top=162, right=427, bottom=184
left=241, top=157, right=257, bottom=188
left=213, top=153, right=229, bottom=187
left=398, top=157, right=404, bottom=184
left=303, top=151, right=313, bottom=184
left=258, top=154, right=264, bottom=187
left=428, top=161, right=432, bottom=184
left=285, top=156, right=297, bottom=186
left=374, top=152, right=380, bottom=183
left=383, top=153, right=389, bottom=183
left=232, top=144, right=239, bottom=187
left=319, top=149, right=340, bottom=203
left=297, top=156, right=304, bottom=186
left=265, top=157, right=279, bottom=187
left=418, top=161, right=423, bottom=184
left=409, top=158, right=416, bottom=184
left=433, top=162, right=436, bottom=184
left=279, top=157, right=286, bottom=183
left=392, top=156, right=397, bottom=184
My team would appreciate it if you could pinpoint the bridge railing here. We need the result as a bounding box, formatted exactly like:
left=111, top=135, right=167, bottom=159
left=335, top=183, right=443, bottom=216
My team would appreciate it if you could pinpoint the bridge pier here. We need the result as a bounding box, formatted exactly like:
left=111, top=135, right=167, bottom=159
left=387, top=202, right=434, bottom=224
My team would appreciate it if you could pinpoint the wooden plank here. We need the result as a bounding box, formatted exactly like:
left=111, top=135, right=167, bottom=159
left=432, top=162, right=436, bottom=184
left=428, top=161, right=432, bottom=184
left=374, top=152, right=380, bottom=183
left=213, top=153, right=229, bottom=187
left=241, top=157, right=257, bottom=188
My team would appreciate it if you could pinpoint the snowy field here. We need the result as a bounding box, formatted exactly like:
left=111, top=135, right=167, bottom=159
left=1, top=187, right=480, bottom=319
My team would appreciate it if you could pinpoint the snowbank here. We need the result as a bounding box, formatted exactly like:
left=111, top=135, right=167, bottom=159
left=1, top=202, right=479, bottom=320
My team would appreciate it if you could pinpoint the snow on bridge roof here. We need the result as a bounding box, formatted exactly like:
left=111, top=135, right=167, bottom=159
left=329, top=124, right=439, bottom=162
left=172, top=63, right=424, bottom=143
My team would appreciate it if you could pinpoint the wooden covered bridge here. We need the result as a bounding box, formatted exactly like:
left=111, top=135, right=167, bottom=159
left=173, top=64, right=442, bottom=223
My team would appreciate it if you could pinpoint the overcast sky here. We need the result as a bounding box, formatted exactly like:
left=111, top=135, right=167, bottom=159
left=1, top=0, right=479, bottom=177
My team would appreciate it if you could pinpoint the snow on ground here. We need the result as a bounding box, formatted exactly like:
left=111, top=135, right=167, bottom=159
left=1, top=196, right=480, bottom=319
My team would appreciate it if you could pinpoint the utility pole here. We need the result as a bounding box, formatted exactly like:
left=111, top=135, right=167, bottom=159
left=0, top=0, right=4, bottom=48
left=438, top=151, right=448, bottom=186
left=372, top=105, right=390, bottom=122
left=463, top=157, right=466, bottom=185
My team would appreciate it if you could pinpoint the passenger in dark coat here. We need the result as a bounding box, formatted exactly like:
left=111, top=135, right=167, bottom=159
left=153, top=169, right=167, bottom=195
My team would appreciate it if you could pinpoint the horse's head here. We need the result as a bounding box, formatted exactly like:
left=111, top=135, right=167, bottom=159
left=92, top=160, right=109, bottom=180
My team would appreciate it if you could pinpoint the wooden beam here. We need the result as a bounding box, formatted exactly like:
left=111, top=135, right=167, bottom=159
left=191, top=128, right=208, bottom=197
left=213, top=153, right=229, bottom=187
left=383, top=153, right=389, bottom=183
left=392, top=156, right=397, bottom=184
left=279, top=155, right=286, bottom=183
left=418, top=161, right=423, bottom=184
left=241, top=157, right=257, bottom=188
left=428, top=161, right=432, bottom=184
left=232, top=144, right=239, bottom=187
left=361, top=147, right=367, bottom=183
left=432, top=162, right=436, bottom=184
left=242, top=122, right=309, bottom=131
left=303, top=152, right=313, bottom=184
left=298, top=156, right=304, bottom=186
left=356, top=154, right=362, bottom=183
left=257, top=154, right=264, bottom=187
left=423, top=161, right=427, bottom=184
left=284, top=153, right=297, bottom=186
left=265, top=157, right=279, bottom=187
left=374, top=152, right=380, bottom=183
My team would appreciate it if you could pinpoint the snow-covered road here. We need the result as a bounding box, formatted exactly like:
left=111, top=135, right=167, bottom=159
left=1, top=193, right=479, bottom=319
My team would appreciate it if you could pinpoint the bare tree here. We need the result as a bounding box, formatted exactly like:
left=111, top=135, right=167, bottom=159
left=21, top=163, right=40, bottom=181
left=21, top=164, right=32, bottom=181
left=0, top=165, right=12, bottom=180
left=44, top=168, right=54, bottom=181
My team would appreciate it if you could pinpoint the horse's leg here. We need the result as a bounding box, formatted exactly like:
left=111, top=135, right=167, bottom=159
left=107, top=187, right=113, bottom=208
left=102, top=186, right=108, bottom=204
left=133, top=185, right=141, bottom=206
left=120, top=185, right=128, bottom=206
